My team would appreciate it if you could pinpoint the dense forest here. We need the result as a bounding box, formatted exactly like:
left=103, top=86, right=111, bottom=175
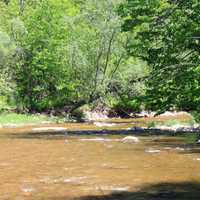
left=0, top=0, right=199, bottom=120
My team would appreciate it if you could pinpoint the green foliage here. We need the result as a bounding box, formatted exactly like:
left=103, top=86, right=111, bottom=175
left=64, top=0, right=130, bottom=102
left=0, top=96, right=10, bottom=111
left=182, top=133, right=199, bottom=144
left=13, top=1, right=76, bottom=111
left=0, top=31, right=16, bottom=106
left=163, top=119, right=182, bottom=127
left=119, top=0, right=200, bottom=116
left=147, top=121, right=156, bottom=128
left=0, top=0, right=199, bottom=123
left=70, top=109, right=85, bottom=122
left=191, top=111, right=200, bottom=123
left=50, top=0, right=148, bottom=113
left=0, top=0, right=149, bottom=115
left=188, top=117, right=196, bottom=126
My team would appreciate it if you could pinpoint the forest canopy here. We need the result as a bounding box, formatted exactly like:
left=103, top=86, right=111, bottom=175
left=0, top=0, right=199, bottom=119
left=119, top=0, right=200, bottom=118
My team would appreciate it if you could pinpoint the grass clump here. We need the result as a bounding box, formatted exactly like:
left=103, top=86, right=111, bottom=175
left=163, top=119, right=182, bottom=127
left=0, top=112, right=52, bottom=126
left=188, top=118, right=196, bottom=126
left=147, top=121, right=156, bottom=128
left=181, top=133, right=199, bottom=144
left=162, top=118, right=197, bottom=127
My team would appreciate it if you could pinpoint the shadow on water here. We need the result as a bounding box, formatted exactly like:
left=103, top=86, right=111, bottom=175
left=1, top=129, right=157, bottom=140
left=1, top=127, right=200, bottom=153
left=2, top=128, right=199, bottom=139
left=48, top=182, right=200, bottom=200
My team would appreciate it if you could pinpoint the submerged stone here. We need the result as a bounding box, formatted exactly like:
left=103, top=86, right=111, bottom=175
left=196, top=139, right=200, bottom=144
left=122, top=136, right=139, bottom=143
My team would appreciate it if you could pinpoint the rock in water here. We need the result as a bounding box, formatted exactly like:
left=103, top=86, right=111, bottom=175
left=32, top=127, right=67, bottom=132
left=196, top=139, right=200, bottom=145
left=122, top=136, right=139, bottom=143
left=145, top=148, right=161, bottom=153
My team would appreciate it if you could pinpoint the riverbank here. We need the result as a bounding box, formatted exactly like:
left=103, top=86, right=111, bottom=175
left=0, top=111, right=199, bottom=144
left=0, top=113, right=55, bottom=127
left=0, top=111, right=199, bottom=136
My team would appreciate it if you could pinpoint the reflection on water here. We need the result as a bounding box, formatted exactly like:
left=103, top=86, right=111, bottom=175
left=0, top=119, right=200, bottom=200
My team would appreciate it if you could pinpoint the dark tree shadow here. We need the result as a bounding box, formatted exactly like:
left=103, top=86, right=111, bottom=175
left=3, top=127, right=200, bottom=140
left=1, top=127, right=200, bottom=154
left=48, top=182, right=200, bottom=200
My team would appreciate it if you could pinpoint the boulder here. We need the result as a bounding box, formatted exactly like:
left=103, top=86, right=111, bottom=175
left=196, top=139, right=200, bottom=145
left=122, top=136, right=139, bottom=143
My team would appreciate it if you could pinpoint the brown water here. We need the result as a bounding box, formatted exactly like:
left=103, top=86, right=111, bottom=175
left=0, top=116, right=200, bottom=200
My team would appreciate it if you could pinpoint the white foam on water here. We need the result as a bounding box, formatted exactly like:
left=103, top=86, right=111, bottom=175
left=79, top=138, right=120, bottom=142
left=0, top=162, right=10, bottom=166
left=63, top=176, right=88, bottom=184
left=145, top=148, right=161, bottom=153
left=32, top=127, right=67, bottom=132
left=95, top=186, right=130, bottom=192
left=163, top=147, right=172, bottom=150
left=94, top=122, right=117, bottom=127
left=175, top=147, right=185, bottom=151
left=193, top=158, right=200, bottom=161
left=21, top=187, right=35, bottom=193
left=39, top=177, right=51, bottom=184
